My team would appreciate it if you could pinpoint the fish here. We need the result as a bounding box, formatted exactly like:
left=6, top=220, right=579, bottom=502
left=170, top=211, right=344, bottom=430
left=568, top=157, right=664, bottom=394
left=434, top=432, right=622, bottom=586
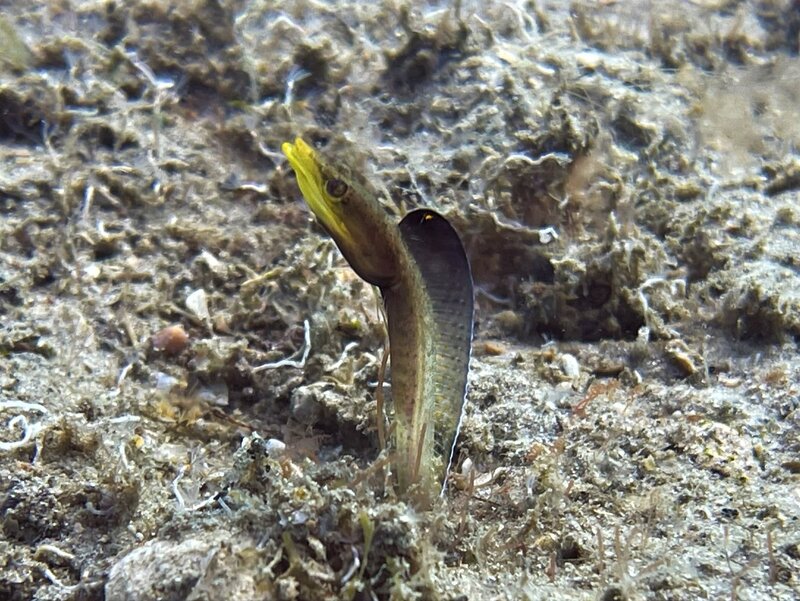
left=282, top=137, right=473, bottom=506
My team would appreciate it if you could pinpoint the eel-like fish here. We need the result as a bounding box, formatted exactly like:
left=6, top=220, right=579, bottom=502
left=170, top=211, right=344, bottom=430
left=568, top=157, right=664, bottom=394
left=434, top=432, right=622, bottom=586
left=281, top=138, right=473, bottom=506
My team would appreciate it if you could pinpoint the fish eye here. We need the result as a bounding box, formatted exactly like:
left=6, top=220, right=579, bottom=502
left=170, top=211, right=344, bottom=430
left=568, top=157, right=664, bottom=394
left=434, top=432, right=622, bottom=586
left=325, top=178, right=348, bottom=199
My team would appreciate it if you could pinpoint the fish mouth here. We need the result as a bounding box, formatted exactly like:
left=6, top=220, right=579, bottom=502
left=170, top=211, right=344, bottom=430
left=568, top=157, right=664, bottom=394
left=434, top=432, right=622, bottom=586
left=282, top=137, right=349, bottom=242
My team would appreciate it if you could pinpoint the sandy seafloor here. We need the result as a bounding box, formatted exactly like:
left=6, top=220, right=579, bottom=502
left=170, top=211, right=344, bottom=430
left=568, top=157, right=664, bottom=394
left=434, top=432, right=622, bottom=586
left=1, top=1, right=800, bottom=599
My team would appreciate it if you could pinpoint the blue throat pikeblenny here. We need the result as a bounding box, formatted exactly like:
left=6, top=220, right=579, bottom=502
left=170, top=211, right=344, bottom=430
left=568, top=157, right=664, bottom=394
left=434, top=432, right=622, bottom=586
left=282, top=137, right=473, bottom=507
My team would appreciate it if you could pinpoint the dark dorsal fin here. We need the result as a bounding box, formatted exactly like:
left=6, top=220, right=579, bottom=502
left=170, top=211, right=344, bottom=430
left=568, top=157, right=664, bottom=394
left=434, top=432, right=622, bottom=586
left=397, top=209, right=474, bottom=484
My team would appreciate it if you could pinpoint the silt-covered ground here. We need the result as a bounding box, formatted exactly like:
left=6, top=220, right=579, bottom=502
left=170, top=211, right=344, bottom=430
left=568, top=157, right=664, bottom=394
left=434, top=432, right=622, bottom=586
left=1, top=1, right=799, bottom=599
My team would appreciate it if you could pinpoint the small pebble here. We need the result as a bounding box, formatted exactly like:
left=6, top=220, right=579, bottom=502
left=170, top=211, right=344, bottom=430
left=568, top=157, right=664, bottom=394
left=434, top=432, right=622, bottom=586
left=481, top=341, right=507, bottom=356
left=665, top=340, right=699, bottom=376
left=290, top=386, right=323, bottom=425
left=560, top=353, right=580, bottom=378
left=151, top=325, right=189, bottom=355
left=154, top=372, right=180, bottom=392
left=265, top=438, right=287, bottom=457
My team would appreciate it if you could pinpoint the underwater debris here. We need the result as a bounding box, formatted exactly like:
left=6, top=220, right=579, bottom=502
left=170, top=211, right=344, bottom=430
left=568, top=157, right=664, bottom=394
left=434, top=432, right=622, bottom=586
left=253, top=319, right=311, bottom=371
left=0, top=400, right=48, bottom=454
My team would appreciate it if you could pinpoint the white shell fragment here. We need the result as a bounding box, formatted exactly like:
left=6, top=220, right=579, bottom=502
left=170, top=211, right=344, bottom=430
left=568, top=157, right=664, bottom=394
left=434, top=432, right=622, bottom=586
left=559, top=353, right=580, bottom=378
left=185, top=289, right=209, bottom=321
left=265, top=438, right=287, bottom=457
